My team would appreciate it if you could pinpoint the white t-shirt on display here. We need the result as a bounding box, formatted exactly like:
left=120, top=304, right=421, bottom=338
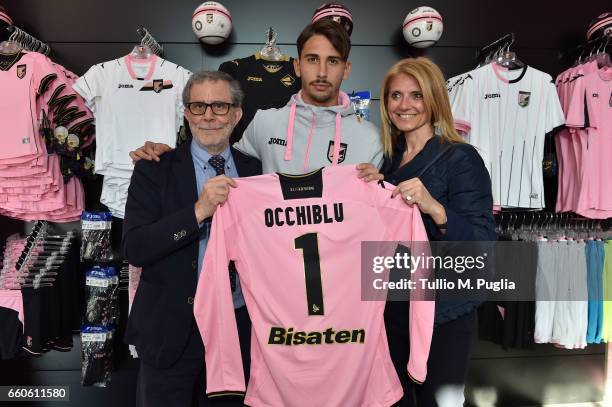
left=450, top=64, right=565, bottom=209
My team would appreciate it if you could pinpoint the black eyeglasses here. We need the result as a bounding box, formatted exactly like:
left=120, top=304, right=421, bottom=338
left=185, top=101, right=234, bottom=116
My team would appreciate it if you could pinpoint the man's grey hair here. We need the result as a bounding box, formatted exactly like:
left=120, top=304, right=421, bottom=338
left=181, top=70, right=244, bottom=108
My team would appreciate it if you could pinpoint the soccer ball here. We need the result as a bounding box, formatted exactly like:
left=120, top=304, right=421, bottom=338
left=312, top=3, right=354, bottom=36
left=192, top=1, right=232, bottom=45
left=587, top=12, right=612, bottom=40
left=402, top=6, right=443, bottom=48
left=0, top=8, right=13, bottom=34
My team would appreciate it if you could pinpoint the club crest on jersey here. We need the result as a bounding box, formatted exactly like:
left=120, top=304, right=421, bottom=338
left=263, top=63, right=282, bottom=74
left=206, top=14, right=213, bottom=24
left=140, top=79, right=173, bottom=92
left=153, top=79, right=163, bottom=93
left=426, top=22, right=433, bottom=31
left=518, top=91, right=531, bottom=107
left=280, top=74, right=295, bottom=88
left=16, top=64, right=26, bottom=79
left=327, top=141, right=347, bottom=164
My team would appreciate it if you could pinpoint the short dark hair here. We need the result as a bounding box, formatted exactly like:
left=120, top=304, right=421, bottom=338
left=297, top=19, right=351, bottom=61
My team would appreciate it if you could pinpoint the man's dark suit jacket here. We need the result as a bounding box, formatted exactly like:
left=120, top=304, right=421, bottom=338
left=122, top=141, right=262, bottom=369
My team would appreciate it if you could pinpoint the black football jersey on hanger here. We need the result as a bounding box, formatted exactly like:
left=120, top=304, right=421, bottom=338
left=219, top=53, right=301, bottom=143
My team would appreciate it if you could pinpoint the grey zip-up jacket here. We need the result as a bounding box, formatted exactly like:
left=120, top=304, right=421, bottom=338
left=233, top=91, right=383, bottom=174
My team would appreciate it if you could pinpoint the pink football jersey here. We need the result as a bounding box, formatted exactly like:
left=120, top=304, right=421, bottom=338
left=194, top=165, right=434, bottom=407
left=0, top=51, right=57, bottom=161
left=566, top=67, right=612, bottom=218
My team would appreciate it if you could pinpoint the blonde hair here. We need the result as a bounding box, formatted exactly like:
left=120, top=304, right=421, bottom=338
left=380, top=57, right=464, bottom=158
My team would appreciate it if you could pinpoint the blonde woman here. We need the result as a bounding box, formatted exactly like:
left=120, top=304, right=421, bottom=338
left=359, top=57, right=495, bottom=406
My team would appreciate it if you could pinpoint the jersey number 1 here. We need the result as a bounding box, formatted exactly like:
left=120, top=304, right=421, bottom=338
left=294, top=233, right=324, bottom=316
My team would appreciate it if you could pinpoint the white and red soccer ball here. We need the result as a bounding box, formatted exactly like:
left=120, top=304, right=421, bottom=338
left=312, top=3, right=354, bottom=36
left=402, top=6, right=443, bottom=48
left=192, top=1, right=232, bottom=45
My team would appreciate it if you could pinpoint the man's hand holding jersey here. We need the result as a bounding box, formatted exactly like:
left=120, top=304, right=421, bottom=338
left=130, top=145, right=383, bottom=222
left=194, top=175, right=237, bottom=223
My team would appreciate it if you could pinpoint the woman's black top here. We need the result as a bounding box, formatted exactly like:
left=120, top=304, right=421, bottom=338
left=382, top=135, right=496, bottom=325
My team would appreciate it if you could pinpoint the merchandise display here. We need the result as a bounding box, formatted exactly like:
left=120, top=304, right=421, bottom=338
left=73, top=54, right=191, bottom=218
left=83, top=266, right=118, bottom=327
left=80, top=326, right=114, bottom=387
left=0, top=222, right=81, bottom=358
left=80, top=212, right=113, bottom=261
left=555, top=59, right=612, bottom=218
left=448, top=63, right=565, bottom=209
left=0, top=3, right=610, bottom=407
left=479, top=225, right=612, bottom=350
left=0, top=50, right=93, bottom=221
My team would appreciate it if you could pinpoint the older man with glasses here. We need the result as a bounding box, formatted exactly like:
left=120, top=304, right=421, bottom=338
left=122, top=70, right=261, bottom=407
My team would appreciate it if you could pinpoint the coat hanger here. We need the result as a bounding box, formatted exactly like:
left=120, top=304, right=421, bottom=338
left=595, top=33, right=611, bottom=68
left=476, top=33, right=513, bottom=68
left=496, top=33, right=524, bottom=70
left=573, top=45, right=586, bottom=67
left=585, top=38, right=599, bottom=63
left=129, top=27, right=157, bottom=59
left=257, top=27, right=285, bottom=61
left=130, top=44, right=152, bottom=59
left=136, top=27, right=163, bottom=56
left=0, top=26, right=21, bottom=54
left=0, top=25, right=50, bottom=55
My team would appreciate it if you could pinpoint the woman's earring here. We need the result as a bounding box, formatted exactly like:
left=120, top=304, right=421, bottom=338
left=434, top=122, right=442, bottom=136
